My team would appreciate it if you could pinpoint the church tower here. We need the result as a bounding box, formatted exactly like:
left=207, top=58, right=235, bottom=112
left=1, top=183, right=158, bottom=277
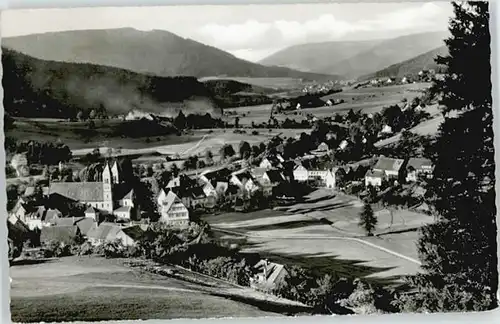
left=102, top=163, right=114, bottom=214
left=111, top=161, right=120, bottom=184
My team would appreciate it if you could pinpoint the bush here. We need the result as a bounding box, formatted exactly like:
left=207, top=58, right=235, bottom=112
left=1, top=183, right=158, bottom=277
left=43, top=240, right=73, bottom=258
left=251, top=130, right=259, bottom=135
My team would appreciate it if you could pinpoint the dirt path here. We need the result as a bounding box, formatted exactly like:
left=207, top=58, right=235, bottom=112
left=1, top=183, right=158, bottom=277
left=214, top=227, right=421, bottom=266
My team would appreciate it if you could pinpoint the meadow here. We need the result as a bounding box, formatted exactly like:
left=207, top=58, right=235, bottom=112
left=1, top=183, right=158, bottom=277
left=10, top=256, right=304, bottom=322
left=203, top=189, right=432, bottom=281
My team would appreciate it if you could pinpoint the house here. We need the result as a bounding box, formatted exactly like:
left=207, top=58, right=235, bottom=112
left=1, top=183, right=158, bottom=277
left=230, top=171, right=259, bottom=193
left=199, top=168, right=231, bottom=185
left=84, top=206, right=99, bottom=221
left=293, top=164, right=312, bottom=182
left=250, top=260, right=288, bottom=291
left=405, top=158, right=434, bottom=182
left=75, top=217, right=98, bottom=237
left=261, top=170, right=286, bottom=186
left=325, top=170, right=336, bottom=189
left=87, top=223, right=143, bottom=246
left=157, top=190, right=190, bottom=226
left=40, top=225, right=79, bottom=245
left=202, top=181, right=218, bottom=198
left=365, top=170, right=384, bottom=187
left=373, top=156, right=405, bottom=179
left=338, top=140, right=349, bottom=150
left=259, top=155, right=284, bottom=169
left=316, top=142, right=330, bottom=152
left=114, top=206, right=133, bottom=220
left=21, top=206, right=47, bottom=230
left=380, top=125, right=393, bottom=134
left=44, top=209, right=63, bottom=225
left=174, top=186, right=208, bottom=209
left=47, top=161, right=138, bottom=218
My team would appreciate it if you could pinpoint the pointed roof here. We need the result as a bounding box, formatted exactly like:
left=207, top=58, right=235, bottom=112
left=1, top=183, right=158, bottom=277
left=85, top=206, right=97, bottom=214
left=162, top=191, right=185, bottom=212
left=123, top=189, right=134, bottom=200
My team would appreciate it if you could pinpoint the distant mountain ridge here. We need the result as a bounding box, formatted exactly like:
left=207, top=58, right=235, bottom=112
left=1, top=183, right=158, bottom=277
left=259, top=31, right=448, bottom=79
left=2, top=28, right=337, bottom=81
left=259, top=39, right=381, bottom=73
left=360, top=46, right=449, bottom=80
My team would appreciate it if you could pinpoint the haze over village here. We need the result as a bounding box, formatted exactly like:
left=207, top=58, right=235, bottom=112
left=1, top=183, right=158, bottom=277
left=4, top=2, right=497, bottom=322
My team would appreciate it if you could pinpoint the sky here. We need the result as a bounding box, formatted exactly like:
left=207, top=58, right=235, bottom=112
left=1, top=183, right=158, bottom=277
left=1, top=2, right=453, bottom=62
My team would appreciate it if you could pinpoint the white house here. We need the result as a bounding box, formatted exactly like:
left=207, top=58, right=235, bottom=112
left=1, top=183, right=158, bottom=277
left=365, top=170, right=384, bottom=187
left=316, top=142, right=330, bottom=153
left=114, top=206, right=132, bottom=220
left=84, top=206, right=99, bottom=221
left=230, top=171, right=259, bottom=193
left=405, top=158, right=434, bottom=182
left=158, top=190, right=190, bottom=226
left=325, top=171, right=336, bottom=189
left=293, top=165, right=309, bottom=182
left=373, top=156, right=405, bottom=179
left=380, top=125, right=393, bottom=134
left=338, top=140, right=349, bottom=151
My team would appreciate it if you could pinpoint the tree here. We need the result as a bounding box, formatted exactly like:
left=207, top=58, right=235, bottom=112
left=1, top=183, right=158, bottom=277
left=220, top=144, right=235, bottom=160
left=205, top=150, right=214, bottom=165
left=235, top=117, right=240, bottom=129
left=76, top=111, right=84, bottom=121
left=238, top=141, right=251, bottom=159
left=174, top=111, right=187, bottom=130
left=358, top=201, right=377, bottom=236
left=170, top=163, right=180, bottom=177
left=89, top=109, right=96, bottom=119
left=396, top=2, right=497, bottom=312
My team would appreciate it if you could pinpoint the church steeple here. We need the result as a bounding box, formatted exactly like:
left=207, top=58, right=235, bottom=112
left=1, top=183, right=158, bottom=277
left=111, top=161, right=120, bottom=184
left=102, top=163, right=114, bottom=214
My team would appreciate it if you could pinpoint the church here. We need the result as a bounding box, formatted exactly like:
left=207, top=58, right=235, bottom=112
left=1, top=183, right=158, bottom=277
left=47, top=161, right=138, bottom=221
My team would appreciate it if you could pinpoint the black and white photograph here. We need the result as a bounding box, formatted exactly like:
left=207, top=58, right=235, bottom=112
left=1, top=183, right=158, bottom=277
left=2, top=1, right=497, bottom=322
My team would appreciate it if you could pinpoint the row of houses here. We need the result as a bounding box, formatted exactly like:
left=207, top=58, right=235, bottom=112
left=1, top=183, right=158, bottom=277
left=364, top=156, right=434, bottom=187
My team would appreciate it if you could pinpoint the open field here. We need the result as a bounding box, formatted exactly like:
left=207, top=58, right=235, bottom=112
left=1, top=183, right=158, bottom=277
left=204, top=189, right=431, bottom=281
left=225, top=83, right=431, bottom=126
left=70, top=128, right=305, bottom=158
left=375, top=113, right=444, bottom=147
left=10, top=256, right=305, bottom=322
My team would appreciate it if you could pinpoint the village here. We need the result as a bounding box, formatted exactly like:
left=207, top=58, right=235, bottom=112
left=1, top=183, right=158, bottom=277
left=7, top=83, right=436, bottom=297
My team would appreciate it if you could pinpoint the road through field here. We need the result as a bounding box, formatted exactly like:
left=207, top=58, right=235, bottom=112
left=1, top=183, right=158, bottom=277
left=214, top=227, right=421, bottom=266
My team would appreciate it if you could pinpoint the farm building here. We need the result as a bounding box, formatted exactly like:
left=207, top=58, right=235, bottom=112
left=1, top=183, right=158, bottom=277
left=157, top=190, right=190, bottom=226
left=405, top=158, right=434, bottom=182
left=230, top=170, right=259, bottom=192
left=365, top=170, right=384, bottom=187
left=259, top=154, right=284, bottom=170
left=87, top=223, right=143, bottom=246
left=250, top=260, right=288, bottom=291
left=373, top=156, right=405, bottom=179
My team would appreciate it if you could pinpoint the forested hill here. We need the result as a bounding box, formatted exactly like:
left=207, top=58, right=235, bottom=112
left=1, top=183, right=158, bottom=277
left=3, top=28, right=337, bottom=81
left=360, top=46, right=448, bottom=80
left=2, top=47, right=223, bottom=119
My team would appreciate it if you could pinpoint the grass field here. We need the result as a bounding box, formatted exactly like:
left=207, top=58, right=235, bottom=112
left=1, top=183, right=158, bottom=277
left=224, top=83, right=431, bottom=126
left=204, top=189, right=431, bottom=281
left=10, top=256, right=290, bottom=322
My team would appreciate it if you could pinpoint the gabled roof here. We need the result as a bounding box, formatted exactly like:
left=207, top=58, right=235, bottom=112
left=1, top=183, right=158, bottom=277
left=373, top=156, right=405, bottom=172
left=162, top=191, right=185, bottom=212
left=54, top=217, right=85, bottom=226
left=253, top=260, right=286, bottom=284
left=122, top=189, right=134, bottom=200
left=232, top=171, right=254, bottom=183
left=406, top=158, right=433, bottom=170
left=121, top=225, right=144, bottom=241
left=48, top=182, right=103, bottom=202
left=365, top=169, right=385, bottom=178
left=75, top=217, right=97, bottom=236
left=114, top=206, right=132, bottom=213
left=264, top=170, right=285, bottom=183
left=44, top=209, right=62, bottom=222
left=40, top=225, right=78, bottom=244
left=85, top=206, right=97, bottom=214
left=189, top=186, right=207, bottom=200
left=87, top=222, right=122, bottom=241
